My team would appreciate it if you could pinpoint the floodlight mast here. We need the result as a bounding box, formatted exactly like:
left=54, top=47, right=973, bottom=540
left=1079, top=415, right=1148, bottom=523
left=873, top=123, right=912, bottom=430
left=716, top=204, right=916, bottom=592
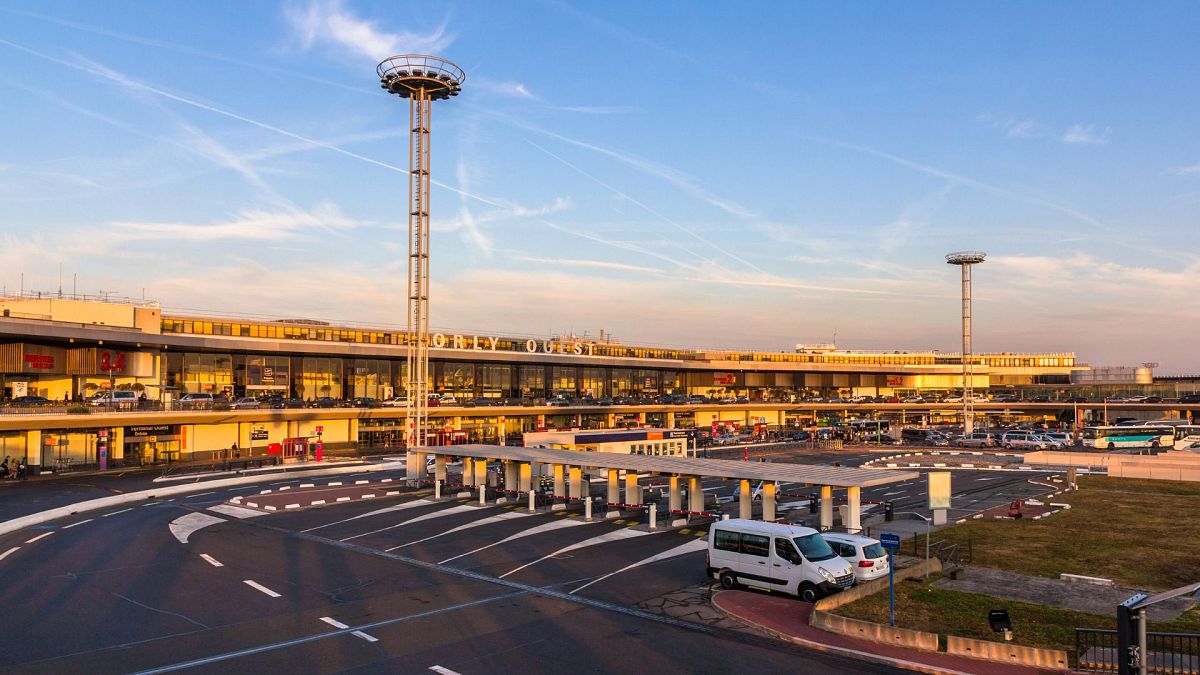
left=377, top=55, right=464, bottom=451
left=946, top=251, right=986, bottom=435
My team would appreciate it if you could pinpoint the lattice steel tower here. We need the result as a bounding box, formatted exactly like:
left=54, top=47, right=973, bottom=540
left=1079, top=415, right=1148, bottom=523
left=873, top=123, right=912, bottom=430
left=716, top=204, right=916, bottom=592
left=377, top=55, right=464, bottom=450
left=946, top=251, right=986, bottom=434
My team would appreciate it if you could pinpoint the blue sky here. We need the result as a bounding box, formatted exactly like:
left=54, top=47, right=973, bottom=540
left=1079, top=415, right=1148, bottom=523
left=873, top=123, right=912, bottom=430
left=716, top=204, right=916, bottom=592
left=1, top=1, right=1198, bottom=372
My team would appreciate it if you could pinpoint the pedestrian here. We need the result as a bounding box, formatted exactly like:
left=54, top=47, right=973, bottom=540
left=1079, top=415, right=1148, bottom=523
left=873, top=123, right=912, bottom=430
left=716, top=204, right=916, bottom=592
left=16, top=458, right=26, bottom=480
left=0, top=457, right=8, bottom=479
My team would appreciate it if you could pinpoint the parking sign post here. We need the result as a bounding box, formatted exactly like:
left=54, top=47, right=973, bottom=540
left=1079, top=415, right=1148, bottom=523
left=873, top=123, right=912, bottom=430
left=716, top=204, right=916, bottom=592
left=880, top=532, right=902, bottom=627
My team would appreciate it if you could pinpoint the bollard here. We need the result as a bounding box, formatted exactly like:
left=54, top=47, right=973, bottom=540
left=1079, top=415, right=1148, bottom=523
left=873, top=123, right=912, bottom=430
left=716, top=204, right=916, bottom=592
left=479, top=484, right=486, bottom=506
left=528, top=490, right=536, bottom=512
left=435, top=480, right=441, bottom=500
left=585, top=496, right=593, bottom=521
left=649, top=505, right=657, bottom=530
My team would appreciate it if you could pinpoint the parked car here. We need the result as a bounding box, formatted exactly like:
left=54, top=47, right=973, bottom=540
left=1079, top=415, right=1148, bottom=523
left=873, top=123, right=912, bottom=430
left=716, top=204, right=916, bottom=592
left=1044, top=432, right=1073, bottom=447
left=1180, top=393, right=1200, bottom=404
left=381, top=396, right=408, bottom=407
left=1064, top=396, right=1088, bottom=403
left=348, top=397, right=380, bottom=408
left=547, top=396, right=571, bottom=407
left=438, top=395, right=460, bottom=406
left=993, top=394, right=1019, bottom=403
left=463, top=397, right=496, bottom=408
left=9, top=396, right=53, bottom=406
left=178, top=392, right=215, bottom=409
left=267, top=397, right=305, bottom=409
left=306, top=397, right=342, bottom=408
left=708, top=519, right=855, bottom=602
left=999, top=431, right=1050, bottom=451
left=822, top=533, right=890, bottom=583
left=956, top=432, right=997, bottom=448
left=901, top=428, right=950, bottom=446
left=229, top=396, right=260, bottom=410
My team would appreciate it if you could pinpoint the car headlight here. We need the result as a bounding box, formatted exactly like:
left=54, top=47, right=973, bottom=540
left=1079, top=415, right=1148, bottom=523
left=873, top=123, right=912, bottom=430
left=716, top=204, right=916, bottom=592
left=818, top=567, right=835, bottom=582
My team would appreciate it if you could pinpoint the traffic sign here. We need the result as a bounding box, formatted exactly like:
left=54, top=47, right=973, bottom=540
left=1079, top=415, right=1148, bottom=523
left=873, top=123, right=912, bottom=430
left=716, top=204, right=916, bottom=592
left=880, top=532, right=901, bottom=551
left=315, top=426, right=324, bottom=434
left=250, top=430, right=269, bottom=441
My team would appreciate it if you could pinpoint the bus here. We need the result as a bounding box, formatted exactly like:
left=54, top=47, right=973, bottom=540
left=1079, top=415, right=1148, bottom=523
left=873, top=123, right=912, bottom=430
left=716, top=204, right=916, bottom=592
left=1082, top=426, right=1175, bottom=450
left=1173, top=425, right=1200, bottom=451
left=846, top=419, right=889, bottom=438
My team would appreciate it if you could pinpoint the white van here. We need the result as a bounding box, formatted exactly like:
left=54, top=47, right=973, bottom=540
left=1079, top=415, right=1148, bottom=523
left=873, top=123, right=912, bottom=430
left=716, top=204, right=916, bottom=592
left=707, top=519, right=855, bottom=602
left=89, top=390, right=139, bottom=409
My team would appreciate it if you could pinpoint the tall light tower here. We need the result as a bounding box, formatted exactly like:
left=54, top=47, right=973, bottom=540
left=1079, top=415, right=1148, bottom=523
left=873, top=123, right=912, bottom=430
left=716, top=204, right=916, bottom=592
left=946, top=251, right=986, bottom=434
left=377, top=55, right=464, bottom=452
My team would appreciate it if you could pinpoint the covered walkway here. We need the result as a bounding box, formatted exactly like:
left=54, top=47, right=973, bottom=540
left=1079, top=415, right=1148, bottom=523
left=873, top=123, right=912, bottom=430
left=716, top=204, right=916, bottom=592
left=410, top=444, right=918, bottom=531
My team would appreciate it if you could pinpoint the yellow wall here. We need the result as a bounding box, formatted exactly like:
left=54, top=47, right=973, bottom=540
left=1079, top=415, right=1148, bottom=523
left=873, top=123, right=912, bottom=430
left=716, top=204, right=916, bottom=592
left=0, top=298, right=140, bottom=327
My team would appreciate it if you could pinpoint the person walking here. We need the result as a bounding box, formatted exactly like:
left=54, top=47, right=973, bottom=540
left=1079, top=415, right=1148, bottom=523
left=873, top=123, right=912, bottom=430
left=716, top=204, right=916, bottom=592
left=0, top=457, right=9, bottom=479
left=16, top=458, right=26, bottom=480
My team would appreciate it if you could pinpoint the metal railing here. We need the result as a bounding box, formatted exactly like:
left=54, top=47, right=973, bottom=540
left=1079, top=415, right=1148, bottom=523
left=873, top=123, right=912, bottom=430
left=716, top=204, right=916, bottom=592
left=1076, top=628, right=1200, bottom=673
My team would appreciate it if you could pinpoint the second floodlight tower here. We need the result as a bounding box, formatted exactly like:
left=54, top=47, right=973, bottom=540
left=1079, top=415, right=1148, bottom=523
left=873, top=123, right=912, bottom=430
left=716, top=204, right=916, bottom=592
left=377, top=55, right=464, bottom=451
left=946, top=251, right=986, bottom=434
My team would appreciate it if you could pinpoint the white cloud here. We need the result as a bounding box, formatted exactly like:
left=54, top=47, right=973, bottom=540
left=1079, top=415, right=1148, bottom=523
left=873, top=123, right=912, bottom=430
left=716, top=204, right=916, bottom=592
left=473, top=79, right=538, bottom=100
left=1165, top=163, right=1200, bottom=176
left=1061, top=124, right=1112, bottom=145
left=512, top=256, right=665, bottom=275
left=979, top=114, right=1049, bottom=139
left=785, top=255, right=832, bottom=265
left=284, top=0, right=453, bottom=61
left=112, top=202, right=360, bottom=242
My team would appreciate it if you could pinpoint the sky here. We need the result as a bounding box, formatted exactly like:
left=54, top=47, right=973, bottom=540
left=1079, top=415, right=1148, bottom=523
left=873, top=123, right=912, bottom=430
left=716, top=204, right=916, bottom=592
left=0, top=1, right=1198, bottom=373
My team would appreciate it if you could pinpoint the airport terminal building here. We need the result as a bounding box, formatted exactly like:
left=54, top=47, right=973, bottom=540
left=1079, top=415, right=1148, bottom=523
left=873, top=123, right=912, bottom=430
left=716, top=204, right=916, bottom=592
left=0, top=295, right=1086, bottom=404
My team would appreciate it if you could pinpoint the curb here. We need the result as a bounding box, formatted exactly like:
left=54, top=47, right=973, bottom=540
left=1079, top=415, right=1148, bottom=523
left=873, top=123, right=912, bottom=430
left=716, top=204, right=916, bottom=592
left=0, top=463, right=406, bottom=538
left=711, top=592, right=974, bottom=675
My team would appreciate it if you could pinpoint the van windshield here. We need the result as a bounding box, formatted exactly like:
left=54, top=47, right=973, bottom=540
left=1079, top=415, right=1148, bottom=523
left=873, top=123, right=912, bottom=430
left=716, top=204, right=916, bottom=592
left=794, top=534, right=837, bottom=562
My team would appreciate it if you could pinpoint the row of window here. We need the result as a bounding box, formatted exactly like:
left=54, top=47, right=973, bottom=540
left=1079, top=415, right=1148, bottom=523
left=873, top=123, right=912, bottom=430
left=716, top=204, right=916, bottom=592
left=159, top=318, right=1073, bottom=368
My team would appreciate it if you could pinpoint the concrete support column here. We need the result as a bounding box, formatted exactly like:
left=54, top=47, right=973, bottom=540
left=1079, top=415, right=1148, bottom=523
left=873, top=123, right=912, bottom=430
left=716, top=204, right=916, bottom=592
left=504, top=461, right=518, bottom=491
left=625, top=471, right=641, bottom=506
left=606, top=413, right=616, bottom=428
left=668, top=476, right=681, bottom=514
left=846, top=486, right=861, bottom=533
left=820, top=485, right=833, bottom=530
left=636, top=412, right=645, bottom=426
left=518, top=462, right=532, bottom=492
left=762, top=482, right=777, bottom=522
left=406, top=451, right=420, bottom=483
left=607, top=469, right=620, bottom=505
left=462, top=457, right=475, bottom=487
left=496, top=422, right=506, bottom=445
left=474, top=459, right=488, bottom=489
left=739, top=479, right=752, bottom=520
left=553, top=464, right=565, bottom=497
left=688, top=476, right=704, bottom=514
left=568, top=466, right=583, bottom=500
left=25, top=430, right=41, bottom=469
left=411, top=451, right=426, bottom=481
left=666, top=412, right=675, bottom=428
left=435, top=455, right=447, bottom=483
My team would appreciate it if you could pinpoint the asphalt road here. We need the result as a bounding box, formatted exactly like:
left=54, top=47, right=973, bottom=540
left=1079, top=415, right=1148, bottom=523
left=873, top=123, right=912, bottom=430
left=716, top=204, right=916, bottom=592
left=0, top=472, right=898, bottom=674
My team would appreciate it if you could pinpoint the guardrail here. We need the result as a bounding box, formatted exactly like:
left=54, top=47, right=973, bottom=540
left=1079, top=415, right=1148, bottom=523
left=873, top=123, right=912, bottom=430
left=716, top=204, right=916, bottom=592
left=1076, top=628, right=1200, bottom=673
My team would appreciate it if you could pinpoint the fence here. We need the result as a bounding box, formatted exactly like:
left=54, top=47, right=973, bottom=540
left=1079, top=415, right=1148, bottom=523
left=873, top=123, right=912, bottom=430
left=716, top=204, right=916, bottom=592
left=1076, top=628, right=1200, bottom=673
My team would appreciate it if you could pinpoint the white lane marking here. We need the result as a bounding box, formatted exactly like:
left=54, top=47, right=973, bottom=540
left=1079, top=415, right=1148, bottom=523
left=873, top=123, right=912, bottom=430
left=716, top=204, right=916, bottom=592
left=570, top=538, right=708, bottom=595
left=342, top=504, right=476, bottom=542
left=0, top=547, right=19, bottom=561
left=200, top=554, right=224, bottom=567
left=429, top=666, right=462, bottom=675
left=299, top=499, right=435, bottom=533
left=243, top=580, right=281, bottom=597
left=208, top=504, right=266, bottom=519
left=320, top=617, right=349, bottom=629
left=102, top=508, right=134, bottom=517
left=188, top=492, right=216, bottom=498
left=63, top=519, right=94, bottom=529
left=170, top=512, right=227, bottom=544
left=352, top=631, right=379, bottom=642
left=387, top=510, right=535, bottom=551
left=438, top=517, right=593, bottom=564
left=25, top=532, right=54, bottom=544
left=882, top=491, right=905, bottom=497
left=499, top=527, right=653, bottom=578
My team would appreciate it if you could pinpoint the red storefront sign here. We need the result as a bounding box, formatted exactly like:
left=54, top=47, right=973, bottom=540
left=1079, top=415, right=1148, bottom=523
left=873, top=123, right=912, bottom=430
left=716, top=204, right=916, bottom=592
left=23, top=354, right=54, bottom=369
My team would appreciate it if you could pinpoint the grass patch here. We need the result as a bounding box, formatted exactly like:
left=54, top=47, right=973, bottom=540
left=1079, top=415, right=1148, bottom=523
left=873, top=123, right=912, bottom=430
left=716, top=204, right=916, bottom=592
left=833, top=574, right=1200, bottom=657
left=910, top=475, right=1200, bottom=591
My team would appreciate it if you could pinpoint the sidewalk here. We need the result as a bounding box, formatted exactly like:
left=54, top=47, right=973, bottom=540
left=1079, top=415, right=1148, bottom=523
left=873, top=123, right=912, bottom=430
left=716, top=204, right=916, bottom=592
left=712, top=590, right=1062, bottom=675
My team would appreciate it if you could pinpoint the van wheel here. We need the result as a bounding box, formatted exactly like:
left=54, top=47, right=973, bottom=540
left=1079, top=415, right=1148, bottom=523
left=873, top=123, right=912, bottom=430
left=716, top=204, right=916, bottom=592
left=1004, top=443, right=1013, bottom=450
left=1108, top=442, right=1116, bottom=450
left=719, top=572, right=738, bottom=590
left=798, top=582, right=820, bottom=603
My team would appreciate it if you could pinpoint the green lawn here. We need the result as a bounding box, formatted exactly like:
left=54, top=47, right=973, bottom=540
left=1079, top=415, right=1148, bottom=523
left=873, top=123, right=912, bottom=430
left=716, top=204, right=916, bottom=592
left=831, top=476, right=1200, bottom=657
left=911, top=476, right=1200, bottom=591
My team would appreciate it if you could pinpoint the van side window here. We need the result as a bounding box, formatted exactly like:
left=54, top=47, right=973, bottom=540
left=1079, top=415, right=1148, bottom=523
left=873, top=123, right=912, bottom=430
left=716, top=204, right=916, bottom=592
left=713, top=529, right=740, bottom=553
left=740, top=534, right=769, bottom=557
left=774, top=537, right=801, bottom=564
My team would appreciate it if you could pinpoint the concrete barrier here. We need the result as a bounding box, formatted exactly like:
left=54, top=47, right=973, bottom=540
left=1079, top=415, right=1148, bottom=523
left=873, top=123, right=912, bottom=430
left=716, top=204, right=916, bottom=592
left=809, top=610, right=939, bottom=652
left=945, top=635, right=1069, bottom=670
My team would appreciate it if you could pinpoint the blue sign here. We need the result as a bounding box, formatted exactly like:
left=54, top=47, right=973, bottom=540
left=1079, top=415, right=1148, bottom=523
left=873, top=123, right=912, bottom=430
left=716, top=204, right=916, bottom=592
left=880, top=532, right=901, bottom=551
